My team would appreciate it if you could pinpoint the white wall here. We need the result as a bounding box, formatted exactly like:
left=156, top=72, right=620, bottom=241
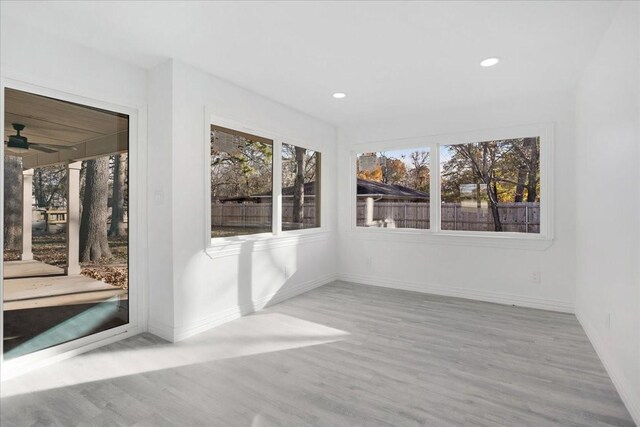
left=575, top=2, right=640, bottom=423
left=147, top=60, right=338, bottom=341
left=337, top=90, right=577, bottom=312
left=147, top=60, right=175, bottom=332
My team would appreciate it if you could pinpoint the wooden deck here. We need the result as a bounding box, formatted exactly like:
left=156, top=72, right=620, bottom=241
left=3, top=260, right=64, bottom=279
left=3, top=260, right=127, bottom=311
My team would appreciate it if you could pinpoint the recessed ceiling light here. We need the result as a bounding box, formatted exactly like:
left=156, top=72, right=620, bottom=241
left=332, top=92, right=346, bottom=99
left=480, top=57, right=500, bottom=67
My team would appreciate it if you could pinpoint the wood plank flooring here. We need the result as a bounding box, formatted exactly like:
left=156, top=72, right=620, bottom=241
left=1, top=281, right=634, bottom=426
left=4, top=274, right=126, bottom=311
left=3, top=260, right=64, bottom=279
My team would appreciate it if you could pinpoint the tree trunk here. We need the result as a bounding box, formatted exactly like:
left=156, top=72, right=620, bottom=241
left=292, top=146, right=305, bottom=225
left=4, top=156, right=23, bottom=250
left=34, top=169, right=46, bottom=208
left=526, top=138, right=539, bottom=202
left=514, top=167, right=528, bottom=203
left=80, top=158, right=112, bottom=261
left=486, top=181, right=503, bottom=232
left=109, top=154, right=127, bottom=237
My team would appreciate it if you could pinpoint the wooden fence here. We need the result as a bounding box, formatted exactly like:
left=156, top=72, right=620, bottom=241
left=211, top=202, right=317, bottom=228
left=355, top=201, right=540, bottom=233
left=212, top=201, right=540, bottom=233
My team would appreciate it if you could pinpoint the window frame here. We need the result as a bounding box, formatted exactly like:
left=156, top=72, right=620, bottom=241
left=1, top=77, right=146, bottom=379
left=205, top=113, right=327, bottom=253
left=348, top=123, right=554, bottom=250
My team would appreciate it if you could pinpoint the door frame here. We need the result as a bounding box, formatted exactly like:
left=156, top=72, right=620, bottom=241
left=0, top=77, right=148, bottom=380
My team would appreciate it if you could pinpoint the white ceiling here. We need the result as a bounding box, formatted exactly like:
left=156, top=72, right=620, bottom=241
left=0, top=1, right=620, bottom=126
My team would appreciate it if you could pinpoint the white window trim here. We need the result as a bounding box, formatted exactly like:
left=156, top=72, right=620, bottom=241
left=1, top=77, right=147, bottom=379
left=349, top=123, right=554, bottom=250
left=204, top=110, right=328, bottom=255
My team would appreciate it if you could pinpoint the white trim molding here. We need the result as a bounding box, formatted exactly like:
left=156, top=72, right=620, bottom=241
left=152, top=273, right=337, bottom=343
left=338, top=274, right=574, bottom=314
left=206, top=230, right=330, bottom=259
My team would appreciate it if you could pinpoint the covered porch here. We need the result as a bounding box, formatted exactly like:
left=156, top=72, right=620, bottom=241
left=3, top=88, right=129, bottom=359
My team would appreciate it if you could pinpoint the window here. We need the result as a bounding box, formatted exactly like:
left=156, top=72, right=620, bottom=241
left=209, top=123, right=324, bottom=240
left=210, top=125, right=273, bottom=238
left=282, top=144, right=321, bottom=230
left=355, top=148, right=431, bottom=229
left=351, top=126, right=550, bottom=241
left=440, top=137, right=540, bottom=233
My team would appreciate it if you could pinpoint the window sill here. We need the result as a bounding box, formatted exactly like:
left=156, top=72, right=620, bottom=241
left=206, top=229, right=330, bottom=258
left=348, top=228, right=553, bottom=251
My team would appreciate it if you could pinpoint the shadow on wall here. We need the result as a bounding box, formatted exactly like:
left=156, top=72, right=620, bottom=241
left=238, top=240, right=254, bottom=314
left=236, top=236, right=311, bottom=314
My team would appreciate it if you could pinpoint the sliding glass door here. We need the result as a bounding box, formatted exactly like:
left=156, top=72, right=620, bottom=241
left=3, top=88, right=130, bottom=360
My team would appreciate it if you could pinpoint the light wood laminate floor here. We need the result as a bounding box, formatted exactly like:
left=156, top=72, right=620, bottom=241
left=1, top=281, right=634, bottom=426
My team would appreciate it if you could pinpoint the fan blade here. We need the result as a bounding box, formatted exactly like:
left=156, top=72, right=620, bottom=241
left=29, top=145, right=58, bottom=154
left=30, top=142, right=77, bottom=152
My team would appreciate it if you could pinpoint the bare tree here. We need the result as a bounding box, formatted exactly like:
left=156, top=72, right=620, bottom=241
left=409, top=151, right=430, bottom=191
left=452, top=142, right=505, bottom=231
left=513, top=137, right=538, bottom=202
left=292, top=146, right=305, bottom=225
left=33, top=166, right=66, bottom=209
left=526, top=138, right=540, bottom=202
left=80, top=158, right=112, bottom=261
left=4, top=156, right=23, bottom=250
left=109, top=154, right=127, bottom=237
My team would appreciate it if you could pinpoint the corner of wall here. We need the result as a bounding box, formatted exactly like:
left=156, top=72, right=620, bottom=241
left=575, top=309, right=640, bottom=424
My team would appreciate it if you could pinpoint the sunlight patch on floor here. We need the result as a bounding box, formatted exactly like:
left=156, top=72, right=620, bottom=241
left=1, top=313, right=349, bottom=398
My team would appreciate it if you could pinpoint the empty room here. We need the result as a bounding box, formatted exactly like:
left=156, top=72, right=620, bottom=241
left=0, top=1, right=638, bottom=426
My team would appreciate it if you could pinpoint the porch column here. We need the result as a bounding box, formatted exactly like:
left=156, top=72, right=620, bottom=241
left=21, top=169, right=34, bottom=260
left=65, top=161, right=82, bottom=275
left=365, top=197, right=374, bottom=226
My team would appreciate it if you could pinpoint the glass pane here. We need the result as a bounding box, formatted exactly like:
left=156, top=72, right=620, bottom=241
left=440, top=137, right=540, bottom=233
left=355, top=149, right=430, bottom=229
left=3, top=88, right=129, bottom=360
left=210, top=125, right=273, bottom=238
left=282, top=144, right=320, bottom=230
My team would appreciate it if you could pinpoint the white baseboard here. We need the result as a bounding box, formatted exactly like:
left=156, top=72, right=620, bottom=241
left=157, top=273, right=337, bottom=343
left=337, top=273, right=574, bottom=313
left=147, top=320, right=176, bottom=342
left=576, top=311, right=640, bottom=425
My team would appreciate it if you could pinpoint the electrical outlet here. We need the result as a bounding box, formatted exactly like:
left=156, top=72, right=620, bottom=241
left=532, top=271, right=541, bottom=283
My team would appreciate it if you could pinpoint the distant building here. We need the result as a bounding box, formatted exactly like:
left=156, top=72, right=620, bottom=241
left=215, top=179, right=428, bottom=203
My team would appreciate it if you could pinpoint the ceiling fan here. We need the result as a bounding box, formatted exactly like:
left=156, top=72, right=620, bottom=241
left=5, top=123, right=77, bottom=154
